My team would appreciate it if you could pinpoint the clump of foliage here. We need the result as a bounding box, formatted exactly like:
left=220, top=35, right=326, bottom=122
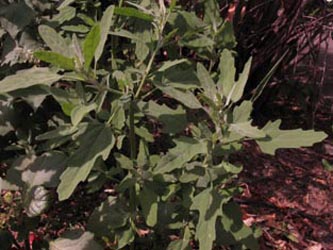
left=0, top=0, right=328, bottom=249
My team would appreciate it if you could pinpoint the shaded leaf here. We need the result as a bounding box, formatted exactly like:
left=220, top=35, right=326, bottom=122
left=154, top=137, right=207, bottom=174
left=87, top=196, right=130, bottom=236
left=139, top=186, right=158, bottom=227
left=50, top=230, right=103, bottom=250
left=191, top=187, right=225, bottom=250
left=139, top=100, right=187, bottom=134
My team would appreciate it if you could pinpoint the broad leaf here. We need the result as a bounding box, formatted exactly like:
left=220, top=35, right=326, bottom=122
left=70, top=103, right=97, bottom=127
left=139, top=186, right=158, bottom=227
left=6, top=152, right=67, bottom=189
left=191, top=187, right=225, bottom=250
left=0, top=67, right=62, bottom=93
left=158, top=59, right=189, bottom=72
left=154, top=137, right=207, bottom=174
left=256, top=120, right=328, bottom=155
left=50, top=230, right=103, bottom=250
left=114, top=7, right=153, bottom=22
left=229, top=57, right=252, bottom=103
left=95, top=5, right=115, bottom=63
left=156, top=85, right=202, bottom=109
left=38, top=25, right=72, bottom=57
left=34, top=51, right=75, bottom=70
left=197, top=63, right=216, bottom=101
left=116, top=226, right=135, bottom=249
left=139, top=101, right=187, bottom=134
left=229, top=122, right=266, bottom=139
left=51, top=6, right=76, bottom=24
left=87, top=196, right=130, bottom=237
left=83, top=24, right=101, bottom=69
left=166, top=226, right=191, bottom=250
left=232, top=101, right=253, bottom=123
left=57, top=123, right=115, bottom=200
left=217, top=50, right=235, bottom=97
left=221, top=201, right=259, bottom=250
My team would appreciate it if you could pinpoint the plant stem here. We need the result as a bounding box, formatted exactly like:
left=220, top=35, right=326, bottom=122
left=134, top=42, right=161, bottom=99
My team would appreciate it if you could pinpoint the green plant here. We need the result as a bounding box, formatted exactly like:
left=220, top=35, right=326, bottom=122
left=0, top=0, right=327, bottom=249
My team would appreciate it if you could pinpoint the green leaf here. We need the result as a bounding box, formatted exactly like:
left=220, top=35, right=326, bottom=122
left=139, top=186, right=158, bottom=227
left=232, top=101, right=253, bottom=123
left=230, top=58, right=252, bottom=102
left=139, top=101, right=187, bottom=134
left=256, top=120, right=328, bottom=155
left=156, top=85, right=202, bottom=109
left=221, top=201, right=259, bottom=250
left=114, top=7, right=153, bottom=22
left=229, top=122, right=266, bottom=139
left=62, top=25, right=90, bottom=33
left=83, top=24, right=101, bottom=69
left=217, top=50, right=235, bottom=97
left=229, top=57, right=252, bottom=103
left=115, top=153, right=133, bottom=170
left=197, top=63, right=216, bottom=101
left=38, top=25, right=72, bottom=57
left=70, top=103, right=97, bottom=127
left=191, top=187, right=225, bottom=250
left=49, top=230, right=103, bottom=250
left=157, top=59, right=188, bottom=72
left=57, top=123, right=115, bottom=200
left=322, top=159, right=333, bottom=172
left=217, top=21, right=237, bottom=49
left=116, top=226, right=135, bottom=249
left=34, top=51, right=75, bottom=70
left=166, top=226, right=191, bottom=250
left=154, top=137, right=207, bottom=174
left=51, top=6, right=76, bottom=24
left=88, top=196, right=130, bottom=236
left=57, top=0, right=75, bottom=10
left=6, top=152, right=67, bottom=189
left=95, top=5, right=115, bottom=63
left=0, top=67, right=62, bottom=93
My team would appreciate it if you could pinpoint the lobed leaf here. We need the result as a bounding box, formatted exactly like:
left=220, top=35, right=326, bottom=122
left=256, top=120, right=328, bottom=155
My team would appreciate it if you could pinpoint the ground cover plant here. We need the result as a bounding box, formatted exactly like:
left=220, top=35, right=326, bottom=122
left=0, top=0, right=329, bottom=249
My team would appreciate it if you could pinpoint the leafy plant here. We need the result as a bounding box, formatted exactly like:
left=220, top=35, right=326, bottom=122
left=0, top=0, right=327, bottom=249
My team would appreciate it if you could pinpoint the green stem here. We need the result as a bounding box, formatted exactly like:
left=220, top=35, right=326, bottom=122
left=134, top=42, right=161, bottom=99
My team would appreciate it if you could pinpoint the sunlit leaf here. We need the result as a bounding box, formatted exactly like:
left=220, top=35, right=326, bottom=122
left=0, top=67, right=62, bottom=93
left=83, top=24, right=101, bottom=69
left=38, top=25, right=72, bottom=57
left=57, top=123, right=115, bottom=200
left=34, top=51, right=75, bottom=70
left=256, top=120, right=328, bottom=155
left=114, top=7, right=153, bottom=22
left=95, top=5, right=115, bottom=63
